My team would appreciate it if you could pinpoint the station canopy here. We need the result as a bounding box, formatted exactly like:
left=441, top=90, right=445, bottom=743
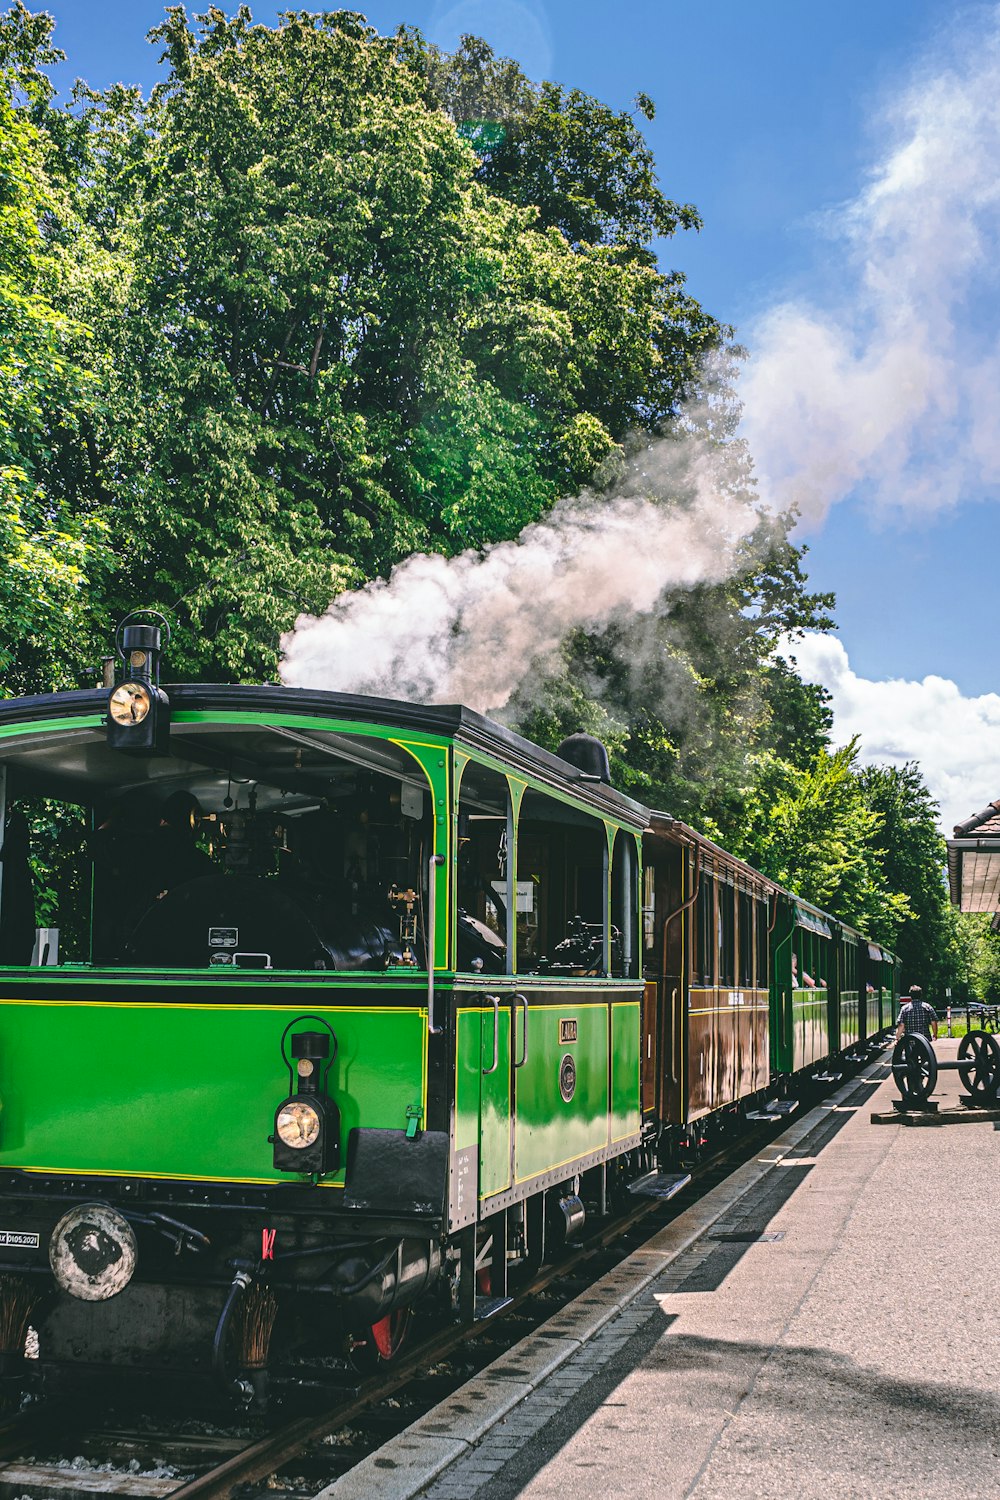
left=947, top=799, right=1000, bottom=912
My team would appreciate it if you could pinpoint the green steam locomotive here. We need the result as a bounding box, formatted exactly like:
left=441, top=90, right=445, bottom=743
left=0, top=618, right=895, bottom=1406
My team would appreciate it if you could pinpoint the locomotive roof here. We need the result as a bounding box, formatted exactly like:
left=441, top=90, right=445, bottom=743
left=0, top=681, right=650, bottom=829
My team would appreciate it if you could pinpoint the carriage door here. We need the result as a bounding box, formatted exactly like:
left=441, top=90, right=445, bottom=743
left=455, top=759, right=515, bottom=1205
left=478, top=995, right=512, bottom=1200
left=641, top=859, right=659, bottom=1115
left=637, top=833, right=683, bottom=1123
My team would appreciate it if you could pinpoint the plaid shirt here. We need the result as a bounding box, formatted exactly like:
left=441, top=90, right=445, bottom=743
left=897, top=999, right=937, bottom=1037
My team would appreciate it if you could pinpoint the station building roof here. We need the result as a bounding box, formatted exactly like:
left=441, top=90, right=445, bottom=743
left=947, top=799, right=1000, bottom=911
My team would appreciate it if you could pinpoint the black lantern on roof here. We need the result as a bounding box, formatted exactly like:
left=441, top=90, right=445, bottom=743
left=105, top=611, right=171, bottom=756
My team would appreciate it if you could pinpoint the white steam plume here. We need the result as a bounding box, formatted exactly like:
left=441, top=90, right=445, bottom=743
left=280, top=421, right=761, bottom=711
left=740, top=9, right=1000, bottom=524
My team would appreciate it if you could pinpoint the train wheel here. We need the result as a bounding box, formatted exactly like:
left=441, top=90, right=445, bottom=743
left=348, top=1308, right=412, bottom=1371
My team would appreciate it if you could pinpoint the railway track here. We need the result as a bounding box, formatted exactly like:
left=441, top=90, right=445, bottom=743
left=0, top=1049, right=889, bottom=1500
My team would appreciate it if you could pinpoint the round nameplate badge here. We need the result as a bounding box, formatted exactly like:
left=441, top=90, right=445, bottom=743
left=559, top=1053, right=577, bottom=1103
left=49, top=1203, right=138, bottom=1301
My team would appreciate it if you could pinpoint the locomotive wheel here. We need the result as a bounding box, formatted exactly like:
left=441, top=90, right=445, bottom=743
left=348, top=1308, right=412, bottom=1371
left=891, top=1033, right=937, bottom=1106
left=958, top=1030, right=1000, bottom=1101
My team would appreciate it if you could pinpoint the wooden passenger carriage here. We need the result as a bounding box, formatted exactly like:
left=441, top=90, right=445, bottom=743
left=641, top=814, right=898, bottom=1151
left=641, top=815, right=776, bottom=1137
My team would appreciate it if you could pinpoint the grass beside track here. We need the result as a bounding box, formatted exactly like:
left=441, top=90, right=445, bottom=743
left=930, top=1016, right=997, bottom=1039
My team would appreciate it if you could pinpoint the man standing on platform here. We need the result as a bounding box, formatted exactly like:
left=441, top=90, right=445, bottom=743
left=896, top=984, right=938, bottom=1043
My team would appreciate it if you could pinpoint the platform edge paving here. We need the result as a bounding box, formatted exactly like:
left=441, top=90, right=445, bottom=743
left=311, top=1435, right=469, bottom=1500
left=312, top=1055, right=888, bottom=1500
left=408, top=1377, right=534, bottom=1442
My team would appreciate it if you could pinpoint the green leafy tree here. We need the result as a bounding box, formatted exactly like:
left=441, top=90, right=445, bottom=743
left=953, top=913, right=1000, bottom=1004
left=856, top=762, right=961, bottom=992
left=6, top=6, right=715, bottom=681
left=422, top=37, right=719, bottom=421
left=730, top=739, right=910, bottom=940
left=0, top=11, right=111, bottom=692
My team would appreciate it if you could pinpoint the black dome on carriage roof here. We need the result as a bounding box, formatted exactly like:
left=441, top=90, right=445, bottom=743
left=556, top=733, right=612, bottom=785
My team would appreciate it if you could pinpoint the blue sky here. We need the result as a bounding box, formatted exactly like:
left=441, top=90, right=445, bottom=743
left=35, top=0, right=1000, bottom=824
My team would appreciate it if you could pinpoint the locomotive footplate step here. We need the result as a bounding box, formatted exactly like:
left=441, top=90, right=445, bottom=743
left=746, top=1099, right=799, bottom=1121
left=813, top=1072, right=842, bottom=1083
left=474, top=1295, right=513, bottom=1320
left=627, top=1170, right=692, bottom=1201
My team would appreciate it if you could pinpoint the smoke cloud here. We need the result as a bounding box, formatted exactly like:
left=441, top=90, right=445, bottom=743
left=740, top=10, right=1000, bottom=524
left=280, top=416, right=762, bottom=712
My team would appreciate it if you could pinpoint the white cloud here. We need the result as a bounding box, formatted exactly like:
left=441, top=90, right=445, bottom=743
left=786, top=633, right=1000, bottom=833
left=740, top=11, right=1000, bottom=526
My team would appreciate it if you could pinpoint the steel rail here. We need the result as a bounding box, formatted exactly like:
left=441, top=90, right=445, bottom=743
left=164, top=1119, right=796, bottom=1500
left=0, top=1060, right=889, bottom=1500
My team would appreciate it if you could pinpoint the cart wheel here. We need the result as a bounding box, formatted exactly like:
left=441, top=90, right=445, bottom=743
left=958, top=1030, right=1000, bottom=1101
left=891, top=1033, right=937, bottom=1106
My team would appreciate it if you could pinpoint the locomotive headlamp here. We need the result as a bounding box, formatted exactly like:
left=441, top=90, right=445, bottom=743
left=275, top=1099, right=321, bottom=1149
left=270, top=1016, right=340, bottom=1175
left=105, top=610, right=172, bottom=756
left=108, top=681, right=152, bottom=726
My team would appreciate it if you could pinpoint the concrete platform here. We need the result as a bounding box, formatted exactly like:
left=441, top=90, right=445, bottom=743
left=318, top=1042, right=1000, bottom=1500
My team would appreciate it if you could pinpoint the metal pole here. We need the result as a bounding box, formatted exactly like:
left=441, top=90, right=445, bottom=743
left=427, top=852, right=446, bottom=1035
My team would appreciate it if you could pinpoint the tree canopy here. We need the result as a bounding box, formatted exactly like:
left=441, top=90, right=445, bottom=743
left=0, top=3, right=964, bottom=987
left=0, top=17, right=111, bottom=690
left=0, top=4, right=724, bottom=680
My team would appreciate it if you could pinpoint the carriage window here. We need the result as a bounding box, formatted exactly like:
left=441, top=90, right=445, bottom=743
left=642, top=864, right=656, bottom=957
left=718, top=882, right=735, bottom=988
left=841, top=941, right=855, bottom=990
left=515, top=790, right=607, bottom=975
left=611, top=830, right=639, bottom=978
left=456, top=762, right=511, bottom=974
left=1, top=728, right=438, bottom=973
left=695, top=876, right=714, bottom=986
left=794, top=930, right=822, bottom=989
left=755, top=898, right=768, bottom=989
left=737, top=891, right=753, bottom=988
